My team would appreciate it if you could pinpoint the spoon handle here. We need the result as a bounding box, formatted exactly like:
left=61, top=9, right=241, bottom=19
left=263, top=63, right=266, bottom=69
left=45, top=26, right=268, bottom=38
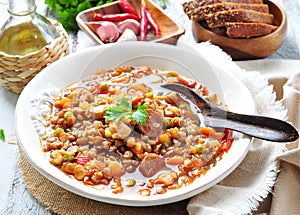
left=205, top=109, right=299, bottom=142
left=161, top=83, right=299, bottom=142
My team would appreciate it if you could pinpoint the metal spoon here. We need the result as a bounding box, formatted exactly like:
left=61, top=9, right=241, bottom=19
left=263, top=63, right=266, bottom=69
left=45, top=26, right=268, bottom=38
left=161, top=83, right=299, bottom=142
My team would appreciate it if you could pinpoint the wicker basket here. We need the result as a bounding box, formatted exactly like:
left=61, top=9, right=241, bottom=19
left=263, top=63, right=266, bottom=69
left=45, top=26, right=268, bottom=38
left=0, top=20, right=69, bottom=94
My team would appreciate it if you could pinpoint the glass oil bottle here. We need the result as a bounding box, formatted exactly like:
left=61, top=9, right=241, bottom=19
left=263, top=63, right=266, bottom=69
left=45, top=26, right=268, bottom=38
left=0, top=0, right=58, bottom=56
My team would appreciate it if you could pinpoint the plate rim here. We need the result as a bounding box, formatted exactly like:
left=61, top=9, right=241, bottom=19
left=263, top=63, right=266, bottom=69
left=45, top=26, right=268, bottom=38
left=15, top=42, right=255, bottom=206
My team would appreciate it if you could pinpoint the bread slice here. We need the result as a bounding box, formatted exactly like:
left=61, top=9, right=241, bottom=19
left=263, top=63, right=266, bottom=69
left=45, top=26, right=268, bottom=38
left=225, top=22, right=278, bottom=38
left=205, top=9, right=274, bottom=28
left=187, top=2, right=269, bottom=21
left=183, top=0, right=264, bottom=13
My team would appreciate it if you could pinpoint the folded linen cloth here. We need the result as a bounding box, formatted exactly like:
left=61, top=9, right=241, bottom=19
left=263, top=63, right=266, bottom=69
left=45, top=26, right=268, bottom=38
left=269, top=70, right=300, bottom=214
left=186, top=42, right=299, bottom=215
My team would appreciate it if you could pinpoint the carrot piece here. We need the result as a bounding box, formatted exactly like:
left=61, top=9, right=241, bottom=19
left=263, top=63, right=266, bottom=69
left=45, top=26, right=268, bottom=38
left=111, top=76, right=128, bottom=83
left=200, top=127, right=215, bottom=136
left=177, top=76, right=197, bottom=88
left=167, top=156, right=184, bottom=165
left=55, top=98, right=73, bottom=109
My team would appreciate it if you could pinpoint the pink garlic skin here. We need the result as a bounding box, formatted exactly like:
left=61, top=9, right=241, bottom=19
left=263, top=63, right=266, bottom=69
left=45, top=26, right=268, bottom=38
left=95, top=21, right=120, bottom=43
left=117, top=19, right=140, bottom=36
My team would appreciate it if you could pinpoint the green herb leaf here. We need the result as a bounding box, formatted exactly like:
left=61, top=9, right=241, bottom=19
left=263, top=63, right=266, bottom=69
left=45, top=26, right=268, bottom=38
left=104, top=97, right=148, bottom=125
left=105, top=106, right=128, bottom=122
left=131, top=104, right=148, bottom=126
left=119, top=97, right=132, bottom=111
left=0, top=129, right=5, bottom=141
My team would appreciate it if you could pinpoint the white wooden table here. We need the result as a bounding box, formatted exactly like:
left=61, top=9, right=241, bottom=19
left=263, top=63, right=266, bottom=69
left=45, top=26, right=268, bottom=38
left=0, top=0, right=300, bottom=214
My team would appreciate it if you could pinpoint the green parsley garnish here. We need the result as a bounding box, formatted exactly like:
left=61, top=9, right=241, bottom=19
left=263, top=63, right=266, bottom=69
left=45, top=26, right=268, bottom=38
left=0, top=129, right=5, bottom=141
left=131, top=104, right=149, bottom=126
left=105, top=97, right=148, bottom=126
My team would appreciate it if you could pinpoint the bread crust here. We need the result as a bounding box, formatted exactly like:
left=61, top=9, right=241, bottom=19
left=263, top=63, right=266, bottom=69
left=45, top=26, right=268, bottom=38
left=205, top=9, right=274, bottom=28
left=187, top=2, right=269, bottom=21
left=183, top=0, right=264, bottom=13
left=225, top=22, right=278, bottom=38
left=183, top=0, right=278, bottom=38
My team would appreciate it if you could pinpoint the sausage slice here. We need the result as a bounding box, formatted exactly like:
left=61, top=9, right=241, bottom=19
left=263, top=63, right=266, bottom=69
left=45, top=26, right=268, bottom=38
left=139, top=153, right=165, bottom=177
left=138, top=109, right=164, bottom=137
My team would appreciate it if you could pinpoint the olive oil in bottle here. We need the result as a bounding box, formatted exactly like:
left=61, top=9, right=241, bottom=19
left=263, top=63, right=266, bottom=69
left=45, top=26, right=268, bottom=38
left=0, top=22, right=48, bottom=56
left=0, top=0, right=58, bottom=56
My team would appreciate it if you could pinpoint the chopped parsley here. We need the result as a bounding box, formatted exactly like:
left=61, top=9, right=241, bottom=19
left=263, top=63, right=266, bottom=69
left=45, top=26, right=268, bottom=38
left=0, top=129, right=5, bottom=141
left=105, top=97, right=148, bottom=126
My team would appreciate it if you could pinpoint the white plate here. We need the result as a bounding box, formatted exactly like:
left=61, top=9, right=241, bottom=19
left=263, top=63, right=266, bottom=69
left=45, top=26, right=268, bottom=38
left=16, top=42, right=255, bottom=206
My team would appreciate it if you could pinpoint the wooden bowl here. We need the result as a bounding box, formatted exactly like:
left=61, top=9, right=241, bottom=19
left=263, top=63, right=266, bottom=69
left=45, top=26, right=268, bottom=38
left=76, top=0, right=185, bottom=45
left=192, top=0, right=287, bottom=60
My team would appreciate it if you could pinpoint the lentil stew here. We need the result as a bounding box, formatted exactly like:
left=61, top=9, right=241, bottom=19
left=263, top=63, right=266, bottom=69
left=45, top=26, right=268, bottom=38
left=40, top=66, right=234, bottom=196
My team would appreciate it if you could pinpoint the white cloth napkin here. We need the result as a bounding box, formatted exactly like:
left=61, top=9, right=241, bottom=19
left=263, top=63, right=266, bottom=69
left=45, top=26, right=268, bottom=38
left=186, top=42, right=298, bottom=214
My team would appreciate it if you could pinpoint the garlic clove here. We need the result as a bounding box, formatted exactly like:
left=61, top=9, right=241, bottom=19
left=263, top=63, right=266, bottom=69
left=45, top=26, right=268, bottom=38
left=117, top=28, right=137, bottom=42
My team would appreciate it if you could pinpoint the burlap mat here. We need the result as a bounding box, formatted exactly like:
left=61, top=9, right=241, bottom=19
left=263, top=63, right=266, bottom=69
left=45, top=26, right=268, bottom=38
left=19, top=150, right=189, bottom=215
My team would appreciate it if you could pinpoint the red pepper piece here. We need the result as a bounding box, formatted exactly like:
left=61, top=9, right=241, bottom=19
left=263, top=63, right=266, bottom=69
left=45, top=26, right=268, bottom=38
left=98, top=89, right=109, bottom=94
left=139, top=4, right=148, bottom=41
left=145, top=8, right=160, bottom=38
left=132, top=96, right=144, bottom=106
left=95, top=83, right=109, bottom=94
left=119, top=0, right=139, bottom=17
left=221, top=129, right=234, bottom=152
left=77, top=156, right=90, bottom=166
left=93, top=13, right=140, bottom=22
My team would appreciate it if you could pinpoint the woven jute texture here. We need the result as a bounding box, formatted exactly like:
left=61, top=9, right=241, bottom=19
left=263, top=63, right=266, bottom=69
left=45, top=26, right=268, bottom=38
left=0, top=20, right=69, bottom=94
left=19, top=151, right=189, bottom=215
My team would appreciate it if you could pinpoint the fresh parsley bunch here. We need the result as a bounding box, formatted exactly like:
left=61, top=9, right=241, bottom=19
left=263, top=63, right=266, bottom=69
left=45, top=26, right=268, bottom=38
left=45, top=0, right=116, bottom=31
